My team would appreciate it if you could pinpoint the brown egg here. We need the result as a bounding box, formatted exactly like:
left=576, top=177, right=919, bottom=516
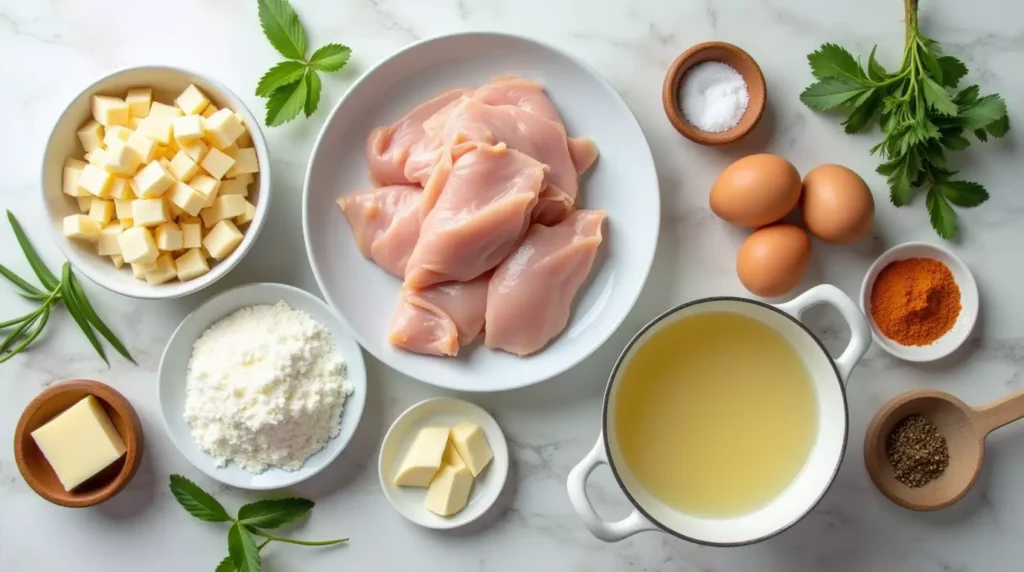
left=800, top=164, right=874, bottom=244
left=710, top=154, right=802, bottom=228
left=736, top=224, right=812, bottom=297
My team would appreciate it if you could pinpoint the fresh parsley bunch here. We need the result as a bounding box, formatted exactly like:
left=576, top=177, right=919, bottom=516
left=799, top=0, right=1008, bottom=240
left=255, top=0, right=351, bottom=127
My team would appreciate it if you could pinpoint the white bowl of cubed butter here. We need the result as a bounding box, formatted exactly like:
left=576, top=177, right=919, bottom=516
left=41, top=66, right=269, bottom=299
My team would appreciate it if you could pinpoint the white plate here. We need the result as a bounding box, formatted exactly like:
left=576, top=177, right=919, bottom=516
left=303, top=32, right=660, bottom=392
left=859, top=242, right=979, bottom=362
left=378, top=398, right=509, bottom=530
left=157, top=283, right=367, bottom=490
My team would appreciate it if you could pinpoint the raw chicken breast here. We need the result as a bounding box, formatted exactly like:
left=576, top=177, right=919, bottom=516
left=366, top=88, right=472, bottom=186
left=337, top=185, right=425, bottom=277
left=568, top=137, right=599, bottom=175
left=472, top=76, right=563, bottom=123
left=485, top=210, right=607, bottom=356
left=404, top=143, right=546, bottom=289
left=388, top=273, right=490, bottom=356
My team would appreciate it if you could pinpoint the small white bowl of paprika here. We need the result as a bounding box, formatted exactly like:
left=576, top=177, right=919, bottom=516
left=859, top=242, right=979, bottom=362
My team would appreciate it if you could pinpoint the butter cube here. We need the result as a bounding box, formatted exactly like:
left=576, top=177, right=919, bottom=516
left=30, top=395, right=127, bottom=491
left=102, top=140, right=141, bottom=176
left=149, top=102, right=183, bottom=119
left=137, top=115, right=174, bottom=145
left=180, top=221, right=202, bottom=249
left=102, top=125, right=133, bottom=148
left=77, top=120, right=105, bottom=152
left=88, top=198, right=115, bottom=225
left=155, top=221, right=183, bottom=251
left=200, top=194, right=247, bottom=227
left=180, top=139, right=209, bottom=163
left=125, top=88, right=152, bottom=117
left=424, top=465, right=474, bottom=517
left=63, top=214, right=101, bottom=241
left=63, top=160, right=88, bottom=197
left=117, top=226, right=158, bottom=264
left=76, top=196, right=93, bottom=212
left=119, top=218, right=134, bottom=231
left=168, top=150, right=200, bottom=182
left=190, top=175, right=221, bottom=207
left=167, top=181, right=207, bottom=217
left=91, top=95, right=130, bottom=127
left=235, top=200, right=256, bottom=226
left=166, top=198, right=184, bottom=219
left=109, top=177, right=134, bottom=200
left=126, top=130, right=159, bottom=163
left=236, top=120, right=253, bottom=148
left=130, top=262, right=151, bottom=278
left=131, top=198, right=169, bottom=227
left=128, top=116, right=142, bottom=130
left=450, top=421, right=493, bottom=477
left=79, top=164, right=114, bottom=198
left=228, top=172, right=254, bottom=186
left=173, top=115, right=204, bottom=143
left=442, top=440, right=466, bottom=471
left=218, top=178, right=249, bottom=197
left=110, top=254, right=125, bottom=269
left=225, top=147, right=259, bottom=178
left=114, top=199, right=133, bottom=220
left=163, top=146, right=179, bottom=160
left=199, top=147, right=235, bottom=180
left=144, top=253, right=177, bottom=285
left=174, top=248, right=210, bottom=282
left=97, top=223, right=122, bottom=256
left=176, top=84, right=210, bottom=115
left=202, top=220, right=243, bottom=260
left=201, top=104, right=219, bottom=119
left=393, top=426, right=449, bottom=487
left=133, top=161, right=175, bottom=198
left=85, top=148, right=106, bottom=167
left=158, top=157, right=172, bottom=172
left=203, top=108, right=245, bottom=149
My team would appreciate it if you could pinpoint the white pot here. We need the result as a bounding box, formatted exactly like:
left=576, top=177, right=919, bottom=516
left=566, top=285, right=872, bottom=545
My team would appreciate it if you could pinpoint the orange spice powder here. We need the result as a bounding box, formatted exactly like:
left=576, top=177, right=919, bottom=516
left=870, top=258, right=961, bottom=346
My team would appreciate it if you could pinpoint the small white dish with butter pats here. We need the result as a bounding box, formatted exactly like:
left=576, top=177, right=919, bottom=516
left=379, top=398, right=509, bottom=529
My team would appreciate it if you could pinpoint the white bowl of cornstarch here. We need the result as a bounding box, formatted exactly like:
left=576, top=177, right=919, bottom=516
left=158, top=282, right=366, bottom=490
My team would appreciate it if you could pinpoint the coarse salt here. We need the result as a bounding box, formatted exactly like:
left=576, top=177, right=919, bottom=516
left=679, top=62, right=749, bottom=133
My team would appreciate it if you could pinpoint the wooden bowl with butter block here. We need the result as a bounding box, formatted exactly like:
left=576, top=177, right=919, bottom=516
left=14, top=379, right=143, bottom=507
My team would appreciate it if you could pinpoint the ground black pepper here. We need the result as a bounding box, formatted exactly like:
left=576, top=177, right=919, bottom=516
left=886, top=414, right=950, bottom=487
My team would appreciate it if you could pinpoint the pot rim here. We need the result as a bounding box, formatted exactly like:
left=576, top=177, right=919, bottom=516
left=600, top=295, right=850, bottom=547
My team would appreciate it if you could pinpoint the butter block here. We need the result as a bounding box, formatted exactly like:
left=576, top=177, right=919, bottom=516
left=174, top=248, right=210, bottom=282
left=167, top=181, right=207, bottom=217
left=168, top=150, right=200, bottom=182
left=77, top=120, right=104, bottom=152
left=393, top=426, right=449, bottom=487
left=102, top=125, right=133, bottom=149
left=442, top=440, right=466, bottom=471
left=175, top=84, right=210, bottom=115
left=126, top=130, right=159, bottom=163
left=173, top=115, right=204, bottom=143
left=133, top=160, right=175, bottom=198
left=202, top=219, right=243, bottom=260
left=450, top=421, right=493, bottom=477
left=131, top=198, right=169, bottom=227
left=155, top=221, right=183, bottom=251
left=91, top=95, right=130, bottom=127
left=63, top=160, right=88, bottom=197
left=97, top=223, right=122, bottom=256
left=88, top=198, right=115, bottom=225
left=180, top=139, right=209, bottom=163
left=79, top=164, right=114, bottom=198
left=30, top=395, right=127, bottom=491
left=117, top=226, right=159, bottom=264
left=199, top=147, right=235, bottom=180
left=234, top=199, right=256, bottom=226
left=203, top=108, right=246, bottom=149
left=149, top=102, right=183, bottom=119
left=63, top=214, right=101, bottom=242
left=102, top=140, right=141, bottom=176
left=424, top=465, right=474, bottom=517
left=144, top=253, right=177, bottom=285
left=225, top=147, right=259, bottom=178
left=125, top=88, right=152, bottom=117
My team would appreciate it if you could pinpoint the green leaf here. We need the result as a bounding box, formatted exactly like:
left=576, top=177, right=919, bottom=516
left=265, top=76, right=308, bottom=127
left=309, top=43, right=351, bottom=72
left=256, top=61, right=307, bottom=98
left=215, top=557, right=236, bottom=572
left=986, top=114, right=1010, bottom=137
left=807, top=43, right=868, bottom=84
left=0, top=310, right=40, bottom=355
left=940, top=131, right=971, bottom=151
left=229, top=523, right=262, bottom=572
left=257, top=0, right=307, bottom=60
left=304, top=70, right=321, bottom=118
left=953, top=85, right=980, bottom=106
left=936, top=181, right=989, bottom=207
left=843, top=89, right=882, bottom=133
left=59, top=263, right=107, bottom=364
left=238, top=498, right=314, bottom=529
left=800, top=79, right=870, bottom=111
left=0, top=307, right=49, bottom=364
left=867, top=46, right=888, bottom=82
left=974, top=128, right=988, bottom=142
left=937, top=56, right=968, bottom=88
left=7, top=211, right=58, bottom=291
left=926, top=188, right=958, bottom=239
left=920, top=49, right=944, bottom=86
left=922, top=76, right=958, bottom=116
left=65, top=272, right=135, bottom=363
left=169, top=475, right=232, bottom=522
left=958, top=94, right=1007, bottom=130
left=0, top=263, right=44, bottom=297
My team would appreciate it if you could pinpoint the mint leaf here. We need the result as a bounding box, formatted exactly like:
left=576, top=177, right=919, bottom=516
left=304, top=70, right=321, bottom=118
left=169, top=475, right=232, bottom=522
left=256, top=61, right=307, bottom=98
left=936, top=181, right=988, bottom=207
left=937, top=56, right=968, bottom=88
left=229, top=523, right=261, bottom=572
left=216, top=556, right=236, bottom=572
left=257, top=0, right=307, bottom=60
left=922, top=76, right=958, bottom=116
left=807, top=43, right=868, bottom=84
left=265, top=77, right=308, bottom=127
left=958, top=94, right=1007, bottom=130
left=238, top=498, right=314, bottom=529
left=800, top=79, right=870, bottom=111
left=867, top=46, right=888, bottom=81
left=310, top=43, right=351, bottom=72
left=926, top=188, right=958, bottom=239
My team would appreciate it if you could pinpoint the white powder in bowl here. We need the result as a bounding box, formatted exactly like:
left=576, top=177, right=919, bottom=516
left=679, top=61, right=749, bottom=133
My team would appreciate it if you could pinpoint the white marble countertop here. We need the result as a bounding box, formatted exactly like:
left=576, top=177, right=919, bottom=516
left=2, top=0, right=1023, bottom=570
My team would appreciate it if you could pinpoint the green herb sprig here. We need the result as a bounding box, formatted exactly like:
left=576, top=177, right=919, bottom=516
left=799, top=0, right=1009, bottom=240
left=170, top=475, right=348, bottom=572
left=256, top=0, right=351, bottom=127
left=1, top=211, right=133, bottom=365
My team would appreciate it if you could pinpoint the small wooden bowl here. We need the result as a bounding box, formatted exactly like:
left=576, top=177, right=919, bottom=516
left=662, top=41, right=766, bottom=145
left=14, top=380, right=144, bottom=508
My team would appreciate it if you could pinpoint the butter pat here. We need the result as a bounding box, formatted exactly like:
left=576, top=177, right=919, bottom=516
left=125, top=88, right=152, bottom=117
left=63, top=215, right=101, bottom=242
left=63, top=160, right=88, bottom=197
left=97, top=223, right=122, bottom=256
left=203, top=108, right=246, bottom=149
left=167, top=181, right=207, bottom=217
left=173, top=115, right=204, bottom=144
left=174, top=248, right=210, bottom=281
left=144, top=253, right=177, bottom=285
left=442, top=440, right=466, bottom=471
left=131, top=198, right=169, bottom=227
left=201, top=194, right=247, bottom=227
left=200, top=147, right=235, bottom=180
left=102, top=140, right=141, bottom=176
left=77, top=120, right=104, bottom=152
left=180, top=221, right=202, bottom=249
left=202, top=220, right=243, bottom=260
left=79, top=164, right=114, bottom=198
left=176, top=84, right=210, bottom=116
left=155, top=221, right=183, bottom=251
left=218, top=177, right=249, bottom=197
left=126, top=130, right=159, bottom=163
left=133, top=161, right=175, bottom=198
left=109, top=177, right=133, bottom=201
left=235, top=199, right=256, bottom=226
left=117, top=226, right=159, bottom=264
left=168, top=150, right=200, bottom=182
left=424, top=465, right=474, bottom=517
left=180, top=139, right=209, bottom=163
left=190, top=175, right=221, bottom=208
left=450, top=421, right=493, bottom=477
left=88, top=198, right=115, bottom=225
left=102, top=125, right=133, bottom=149
left=225, top=147, right=259, bottom=178
left=91, top=95, right=130, bottom=127
left=30, top=395, right=127, bottom=491
left=149, top=102, right=183, bottom=119
left=137, top=115, right=174, bottom=145
left=393, top=426, right=449, bottom=487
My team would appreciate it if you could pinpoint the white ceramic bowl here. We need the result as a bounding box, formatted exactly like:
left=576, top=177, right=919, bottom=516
left=158, top=283, right=366, bottom=490
left=859, top=242, right=979, bottom=362
left=41, top=66, right=271, bottom=299
left=304, top=32, right=660, bottom=392
left=379, top=398, right=509, bottom=530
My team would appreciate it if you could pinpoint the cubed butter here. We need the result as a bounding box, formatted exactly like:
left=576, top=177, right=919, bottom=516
left=180, top=139, right=209, bottom=163
left=149, top=102, right=183, bottom=119
left=235, top=118, right=253, bottom=147
left=110, top=254, right=125, bottom=269
left=109, top=177, right=134, bottom=200
left=166, top=198, right=184, bottom=219
left=175, top=84, right=210, bottom=115
left=218, top=178, right=249, bottom=197
left=133, top=161, right=175, bottom=198
left=130, top=261, right=151, bottom=278
left=79, top=164, right=114, bottom=198
left=119, top=218, right=134, bottom=231
left=63, top=161, right=88, bottom=197
left=158, top=157, right=172, bottom=172
left=77, top=120, right=104, bottom=152
left=30, top=395, right=127, bottom=491
left=190, top=175, right=221, bottom=207
left=168, top=150, right=200, bottom=182
left=172, top=115, right=204, bottom=143
left=235, top=199, right=256, bottom=226
left=125, top=88, right=152, bottom=117
left=225, top=147, right=259, bottom=178
left=131, top=198, right=169, bottom=227
left=393, top=426, right=449, bottom=487
left=126, top=130, right=159, bottom=163
left=114, top=199, right=133, bottom=220
left=76, top=196, right=93, bottom=212
left=117, top=226, right=159, bottom=264
left=128, top=116, right=142, bottom=130
left=88, top=198, right=115, bottom=225
left=97, top=223, right=122, bottom=256
left=180, top=221, right=202, bottom=249
left=85, top=148, right=106, bottom=167
left=203, top=108, right=246, bottom=149
left=201, top=104, right=219, bottom=119
left=424, top=465, right=474, bottom=517
left=200, top=194, right=247, bottom=227
left=202, top=220, right=243, bottom=260
left=101, top=140, right=141, bottom=176
left=102, top=125, right=133, bottom=148
left=63, top=214, right=101, bottom=241
left=174, top=248, right=210, bottom=282
left=167, top=181, right=207, bottom=217
left=91, top=95, right=130, bottom=127
left=137, top=115, right=174, bottom=145
left=155, top=221, right=183, bottom=251
left=199, top=147, right=235, bottom=180
left=450, top=421, right=493, bottom=477
left=144, top=253, right=177, bottom=285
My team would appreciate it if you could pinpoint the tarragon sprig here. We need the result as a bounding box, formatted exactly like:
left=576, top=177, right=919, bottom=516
left=255, top=0, right=351, bottom=127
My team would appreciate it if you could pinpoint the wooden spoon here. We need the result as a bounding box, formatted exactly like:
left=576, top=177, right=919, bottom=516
left=864, top=388, right=1024, bottom=511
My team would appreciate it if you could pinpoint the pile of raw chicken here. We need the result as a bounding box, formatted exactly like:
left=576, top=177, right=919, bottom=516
left=339, top=76, right=605, bottom=357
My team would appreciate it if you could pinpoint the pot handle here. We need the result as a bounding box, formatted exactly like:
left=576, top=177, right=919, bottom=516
left=775, top=284, right=871, bottom=383
left=566, top=434, right=657, bottom=542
